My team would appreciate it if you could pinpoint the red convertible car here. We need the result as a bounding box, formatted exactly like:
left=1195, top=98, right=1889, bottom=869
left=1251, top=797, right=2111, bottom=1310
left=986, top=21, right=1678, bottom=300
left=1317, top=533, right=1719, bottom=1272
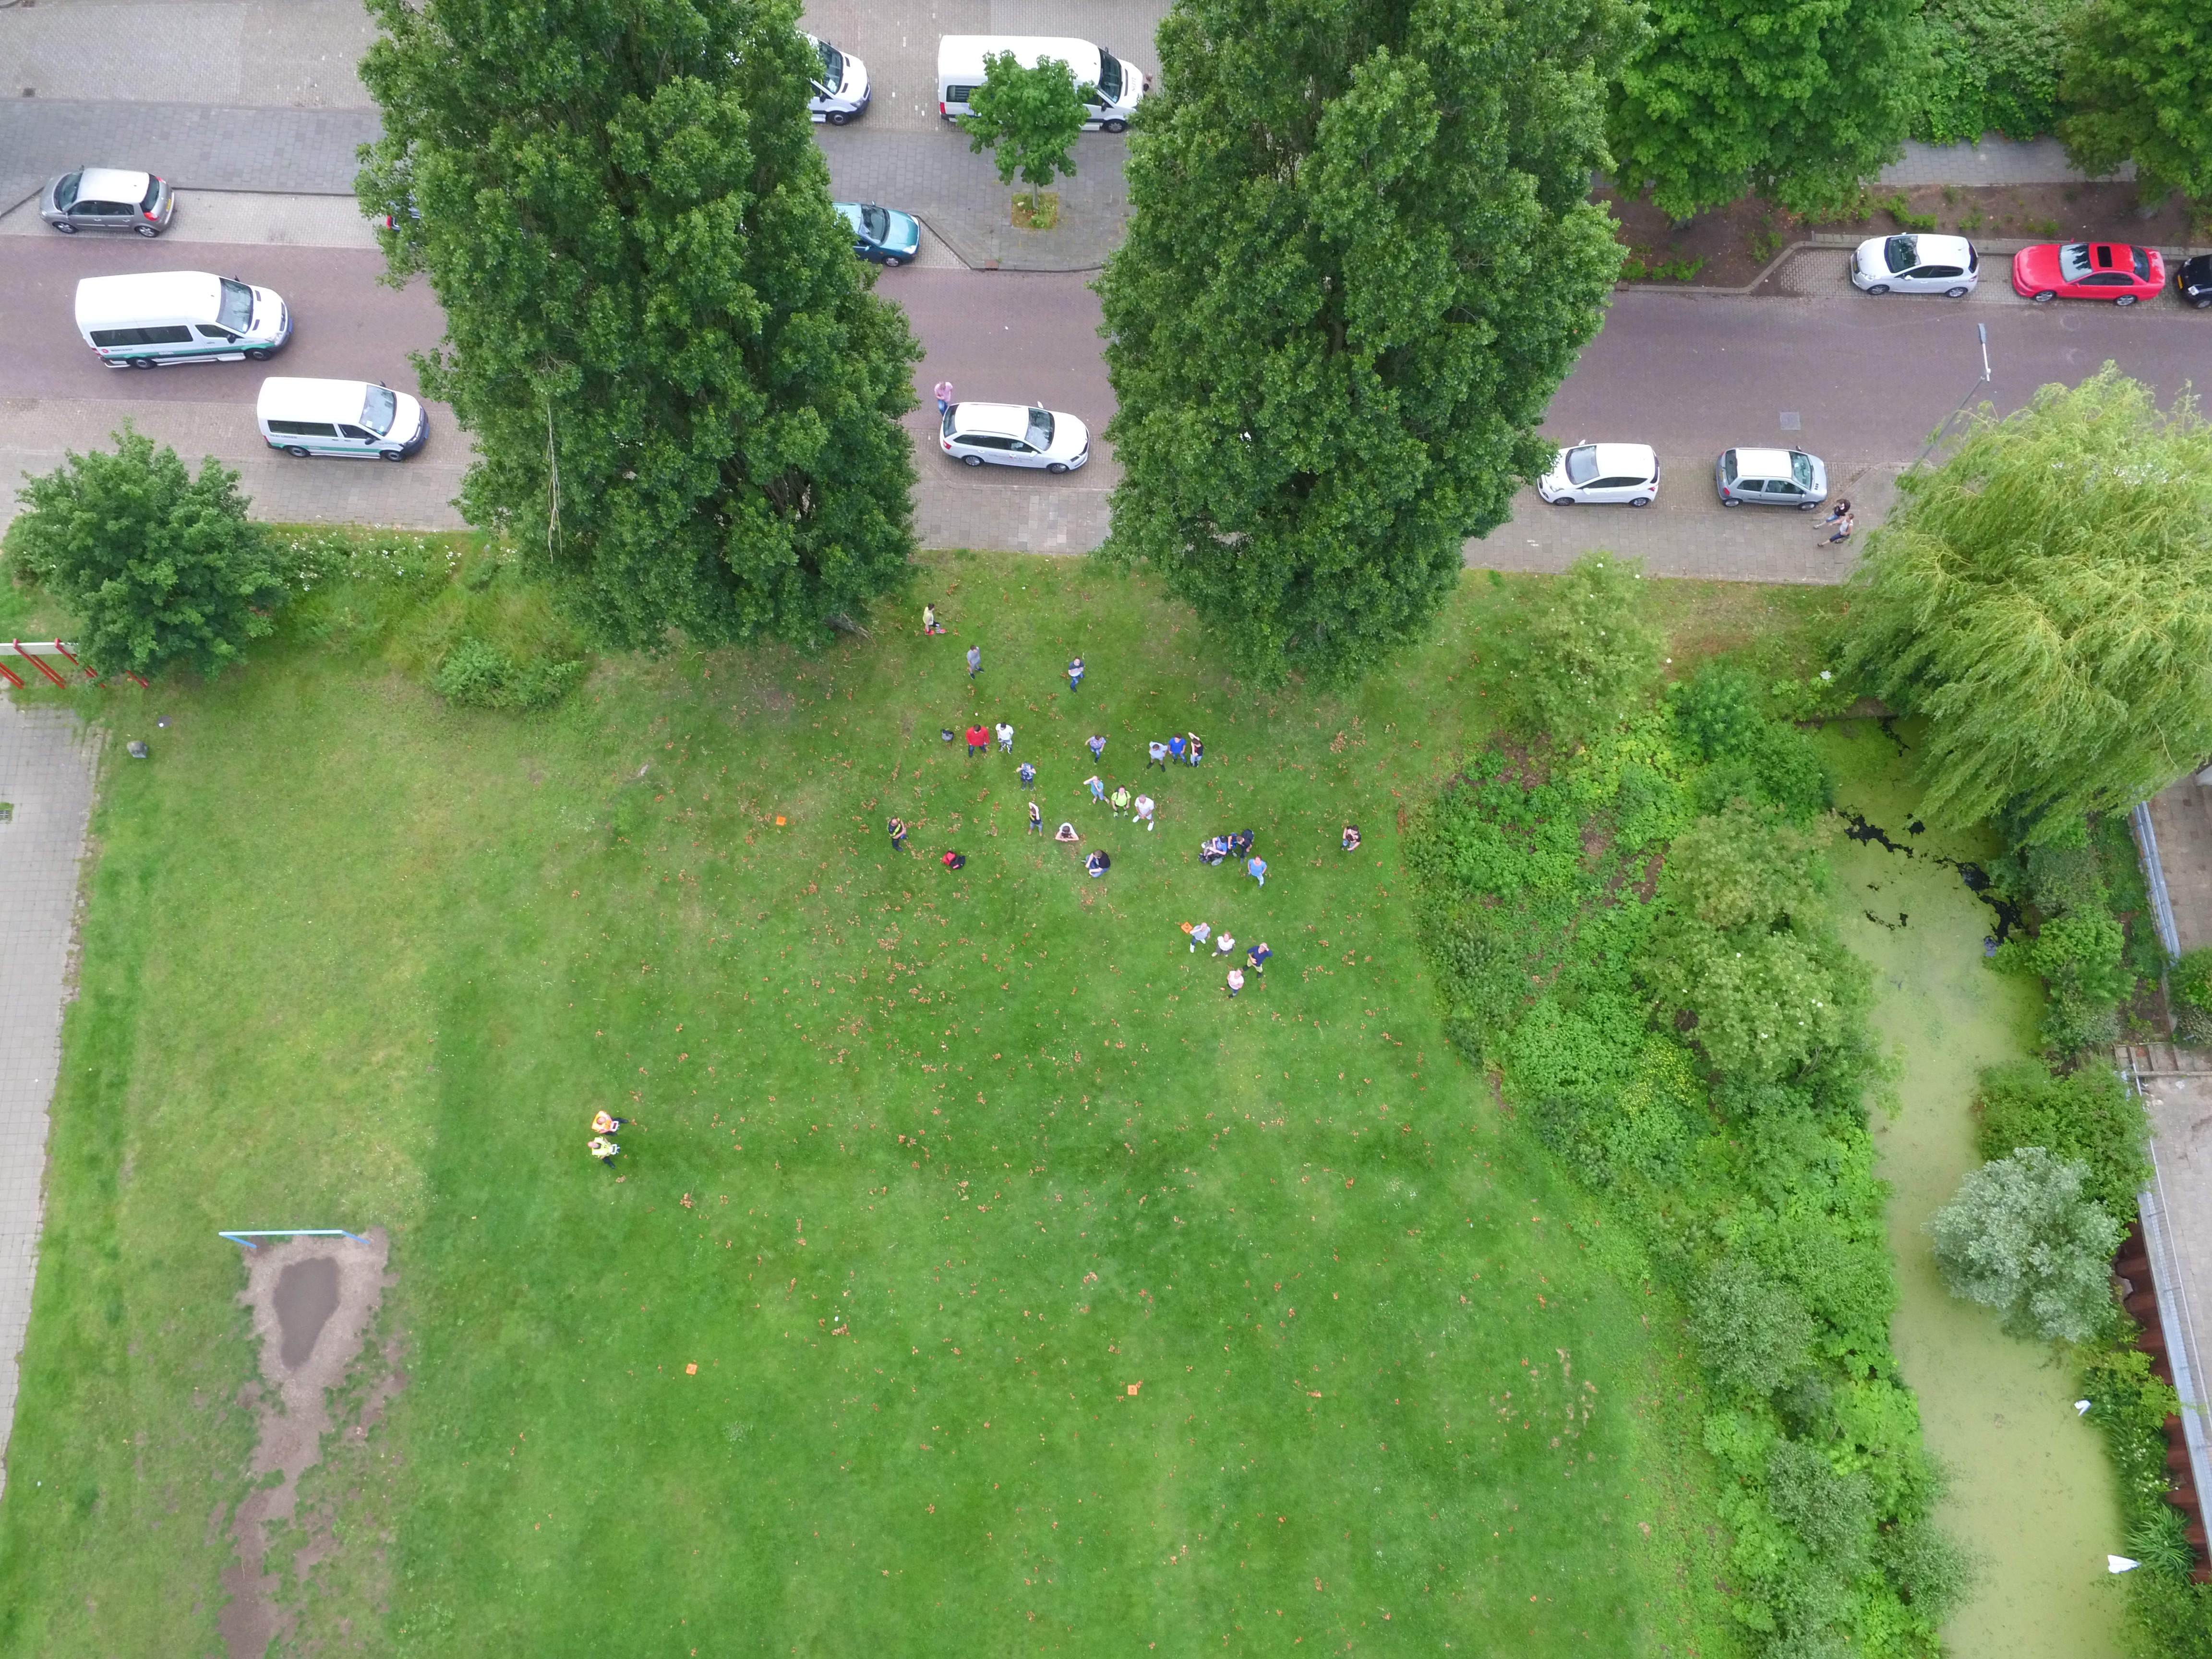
left=2011, top=241, right=2165, bottom=305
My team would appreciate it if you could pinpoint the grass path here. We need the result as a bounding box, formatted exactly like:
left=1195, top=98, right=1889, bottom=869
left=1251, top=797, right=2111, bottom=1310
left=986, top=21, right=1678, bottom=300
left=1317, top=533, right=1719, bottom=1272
left=0, top=553, right=1826, bottom=1654
left=1824, top=725, right=2127, bottom=1659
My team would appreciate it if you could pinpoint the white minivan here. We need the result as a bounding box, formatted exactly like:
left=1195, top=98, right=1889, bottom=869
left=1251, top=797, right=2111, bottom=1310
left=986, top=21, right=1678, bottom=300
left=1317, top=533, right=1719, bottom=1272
left=75, top=271, right=290, bottom=369
left=937, top=36, right=1148, bottom=132
left=257, top=378, right=428, bottom=462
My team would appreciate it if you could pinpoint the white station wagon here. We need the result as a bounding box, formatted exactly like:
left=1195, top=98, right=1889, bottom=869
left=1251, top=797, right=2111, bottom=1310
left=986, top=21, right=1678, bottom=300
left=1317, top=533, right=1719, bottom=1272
left=1538, top=441, right=1660, bottom=505
left=939, top=401, right=1090, bottom=472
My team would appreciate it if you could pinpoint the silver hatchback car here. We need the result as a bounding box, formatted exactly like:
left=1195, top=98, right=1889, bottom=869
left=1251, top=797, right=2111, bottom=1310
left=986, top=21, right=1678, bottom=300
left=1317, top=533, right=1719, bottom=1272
left=1715, top=447, right=1827, bottom=508
left=40, top=168, right=174, bottom=237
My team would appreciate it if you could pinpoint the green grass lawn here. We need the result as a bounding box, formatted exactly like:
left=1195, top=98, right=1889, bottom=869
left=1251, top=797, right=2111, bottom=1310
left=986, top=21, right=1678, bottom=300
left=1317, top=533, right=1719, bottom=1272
left=0, top=551, right=1838, bottom=1655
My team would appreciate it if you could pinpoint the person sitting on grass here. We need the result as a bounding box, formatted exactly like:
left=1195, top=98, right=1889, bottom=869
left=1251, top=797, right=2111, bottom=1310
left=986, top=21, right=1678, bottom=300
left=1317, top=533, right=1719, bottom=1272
left=940, top=727, right=956, bottom=744
left=923, top=602, right=946, bottom=635
left=1199, top=835, right=1228, bottom=866
left=941, top=850, right=967, bottom=871
left=1055, top=822, right=1081, bottom=843
left=887, top=816, right=908, bottom=851
left=1341, top=824, right=1361, bottom=853
left=1085, top=850, right=1111, bottom=878
left=588, top=1134, right=620, bottom=1166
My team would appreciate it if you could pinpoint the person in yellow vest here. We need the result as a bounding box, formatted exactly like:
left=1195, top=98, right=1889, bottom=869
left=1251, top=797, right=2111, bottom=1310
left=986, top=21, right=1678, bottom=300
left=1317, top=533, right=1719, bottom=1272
left=591, top=1110, right=625, bottom=1135
left=588, top=1135, right=619, bottom=1165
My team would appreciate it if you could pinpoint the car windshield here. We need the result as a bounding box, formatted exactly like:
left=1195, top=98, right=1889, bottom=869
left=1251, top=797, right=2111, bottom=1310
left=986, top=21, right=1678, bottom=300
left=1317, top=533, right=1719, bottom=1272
left=1883, top=235, right=1916, bottom=274
left=360, top=385, right=398, bottom=437
left=217, top=277, right=254, bottom=333
left=1027, top=409, right=1056, bottom=449
left=54, top=171, right=81, bottom=209
left=2133, top=246, right=2152, bottom=280
left=815, top=39, right=842, bottom=86
left=1791, top=453, right=1814, bottom=487
left=1095, top=52, right=1123, bottom=101
left=1563, top=445, right=1598, bottom=484
left=1720, top=451, right=1738, bottom=484
left=861, top=204, right=889, bottom=240
left=2060, top=243, right=2092, bottom=279
left=139, top=177, right=163, bottom=212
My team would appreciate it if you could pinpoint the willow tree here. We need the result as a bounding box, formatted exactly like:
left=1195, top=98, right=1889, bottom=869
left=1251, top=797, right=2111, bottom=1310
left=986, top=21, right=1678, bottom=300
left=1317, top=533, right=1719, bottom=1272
left=1096, top=0, right=1641, bottom=686
left=1848, top=365, right=2212, bottom=837
left=357, top=0, right=920, bottom=650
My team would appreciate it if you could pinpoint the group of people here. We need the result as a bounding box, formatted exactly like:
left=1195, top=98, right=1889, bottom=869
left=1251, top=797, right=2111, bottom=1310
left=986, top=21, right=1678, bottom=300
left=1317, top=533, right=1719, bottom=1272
left=957, top=721, right=1015, bottom=757
left=1146, top=733, right=1203, bottom=769
left=586, top=1109, right=627, bottom=1166
left=1818, top=499, right=1854, bottom=546
left=1184, top=922, right=1273, bottom=995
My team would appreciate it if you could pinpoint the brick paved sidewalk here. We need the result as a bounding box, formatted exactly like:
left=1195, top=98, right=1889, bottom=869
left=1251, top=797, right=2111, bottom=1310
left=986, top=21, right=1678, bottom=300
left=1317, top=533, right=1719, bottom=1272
left=1881, top=136, right=2131, bottom=188
left=0, top=697, right=101, bottom=1501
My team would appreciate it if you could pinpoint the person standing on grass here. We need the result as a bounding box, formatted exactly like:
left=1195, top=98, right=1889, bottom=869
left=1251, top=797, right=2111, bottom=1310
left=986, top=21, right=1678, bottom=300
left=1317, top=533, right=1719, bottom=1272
left=967, top=643, right=982, bottom=680
left=1018, top=760, right=1036, bottom=789
left=589, top=1135, right=620, bottom=1165
left=888, top=816, right=909, bottom=851
left=1215, top=931, right=1237, bottom=959
left=941, top=849, right=967, bottom=871
left=1188, top=920, right=1211, bottom=953
left=1111, top=785, right=1132, bottom=818
left=965, top=723, right=987, bottom=757
left=1029, top=800, right=1044, bottom=835
left=1087, top=733, right=1106, bottom=761
left=935, top=379, right=954, bottom=415
left=1147, top=740, right=1169, bottom=770
left=1247, top=855, right=1267, bottom=887
left=923, top=602, right=942, bottom=635
left=996, top=721, right=1014, bottom=754
left=1226, top=966, right=1245, bottom=998
left=1246, top=941, right=1271, bottom=977
left=1086, top=774, right=1106, bottom=805
left=1187, top=733, right=1204, bottom=766
left=1134, top=793, right=1155, bottom=832
left=1167, top=733, right=1186, bottom=766
left=591, top=1110, right=626, bottom=1134
left=1068, top=656, right=1085, bottom=692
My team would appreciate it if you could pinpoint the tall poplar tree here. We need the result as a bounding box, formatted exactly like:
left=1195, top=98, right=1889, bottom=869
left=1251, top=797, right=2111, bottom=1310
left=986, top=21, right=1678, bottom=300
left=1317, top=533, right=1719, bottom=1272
left=357, top=0, right=920, bottom=651
left=1609, top=0, right=1925, bottom=218
left=2059, top=0, right=2212, bottom=204
left=1096, top=0, right=1640, bottom=686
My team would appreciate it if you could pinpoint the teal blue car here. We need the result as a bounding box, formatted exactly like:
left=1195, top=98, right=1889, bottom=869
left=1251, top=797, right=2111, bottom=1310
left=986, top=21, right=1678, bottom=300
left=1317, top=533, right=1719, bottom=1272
left=836, top=202, right=921, bottom=267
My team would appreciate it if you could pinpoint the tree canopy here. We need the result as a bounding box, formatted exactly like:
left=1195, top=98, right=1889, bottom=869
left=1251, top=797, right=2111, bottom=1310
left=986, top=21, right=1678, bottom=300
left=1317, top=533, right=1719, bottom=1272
left=1096, top=0, right=1639, bottom=687
left=4, top=424, right=288, bottom=678
left=1929, top=1146, right=2122, bottom=1342
left=959, top=52, right=1090, bottom=214
left=1608, top=0, right=1925, bottom=217
left=1847, top=366, right=2212, bottom=838
left=357, top=0, right=920, bottom=653
left=2058, top=0, right=2212, bottom=204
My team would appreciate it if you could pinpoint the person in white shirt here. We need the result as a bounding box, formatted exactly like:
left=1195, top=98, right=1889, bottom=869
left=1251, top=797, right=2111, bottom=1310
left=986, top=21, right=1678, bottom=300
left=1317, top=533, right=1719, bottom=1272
left=1133, top=794, right=1155, bottom=831
left=996, top=721, right=1014, bottom=754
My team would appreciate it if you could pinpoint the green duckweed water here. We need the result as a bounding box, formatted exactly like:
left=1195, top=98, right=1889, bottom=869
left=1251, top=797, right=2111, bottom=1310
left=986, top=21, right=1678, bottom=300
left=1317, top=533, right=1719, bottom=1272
left=1822, top=726, right=2127, bottom=1659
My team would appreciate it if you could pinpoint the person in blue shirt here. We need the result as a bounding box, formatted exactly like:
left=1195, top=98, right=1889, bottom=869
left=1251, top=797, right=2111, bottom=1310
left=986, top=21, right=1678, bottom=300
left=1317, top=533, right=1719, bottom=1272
left=1018, top=760, right=1036, bottom=789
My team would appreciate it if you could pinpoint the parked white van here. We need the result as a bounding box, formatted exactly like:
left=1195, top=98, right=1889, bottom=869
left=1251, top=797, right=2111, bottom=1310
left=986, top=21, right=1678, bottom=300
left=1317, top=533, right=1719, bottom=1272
left=74, top=271, right=290, bottom=370
left=256, top=378, right=428, bottom=462
left=937, top=36, right=1148, bottom=132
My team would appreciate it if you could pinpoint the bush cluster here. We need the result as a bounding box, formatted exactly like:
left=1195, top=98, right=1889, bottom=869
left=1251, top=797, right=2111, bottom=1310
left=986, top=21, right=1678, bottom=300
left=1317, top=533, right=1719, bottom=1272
left=1915, top=0, right=2079, bottom=143
left=1985, top=811, right=2156, bottom=1056
left=1411, top=655, right=1966, bottom=1656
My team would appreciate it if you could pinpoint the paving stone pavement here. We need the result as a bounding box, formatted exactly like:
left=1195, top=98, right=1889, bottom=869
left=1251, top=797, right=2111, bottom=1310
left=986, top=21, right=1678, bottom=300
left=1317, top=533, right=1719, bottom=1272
left=0, top=696, right=101, bottom=1500
left=1880, top=135, right=2131, bottom=188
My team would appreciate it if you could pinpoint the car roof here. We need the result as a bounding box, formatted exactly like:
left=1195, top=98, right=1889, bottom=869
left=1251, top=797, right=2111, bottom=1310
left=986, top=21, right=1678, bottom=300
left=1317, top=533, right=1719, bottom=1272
left=1584, top=443, right=1657, bottom=474
left=74, top=270, right=223, bottom=328
left=256, top=377, right=385, bottom=421
left=1904, top=233, right=1975, bottom=262
left=950, top=402, right=1046, bottom=438
left=1731, top=447, right=1797, bottom=474
left=78, top=167, right=152, bottom=199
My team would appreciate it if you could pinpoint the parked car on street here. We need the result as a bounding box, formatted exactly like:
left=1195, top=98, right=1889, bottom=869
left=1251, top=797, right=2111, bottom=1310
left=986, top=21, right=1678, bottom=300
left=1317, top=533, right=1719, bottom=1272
left=939, top=402, right=1090, bottom=472
left=1850, top=233, right=1979, bottom=297
left=38, top=168, right=173, bottom=237
left=836, top=202, right=921, bottom=266
left=2011, top=241, right=2164, bottom=305
left=937, top=36, right=1148, bottom=132
left=1715, top=447, right=1827, bottom=508
left=2176, top=253, right=2212, bottom=310
left=257, top=378, right=428, bottom=462
left=1537, top=442, right=1660, bottom=505
left=805, top=33, right=870, bottom=123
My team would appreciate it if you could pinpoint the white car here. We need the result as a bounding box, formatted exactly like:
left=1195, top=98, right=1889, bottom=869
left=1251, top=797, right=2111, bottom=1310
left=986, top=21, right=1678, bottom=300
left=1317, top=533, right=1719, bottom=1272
left=1850, top=233, right=1979, bottom=297
left=939, top=402, right=1090, bottom=472
left=805, top=33, right=870, bottom=123
left=1538, top=441, right=1660, bottom=506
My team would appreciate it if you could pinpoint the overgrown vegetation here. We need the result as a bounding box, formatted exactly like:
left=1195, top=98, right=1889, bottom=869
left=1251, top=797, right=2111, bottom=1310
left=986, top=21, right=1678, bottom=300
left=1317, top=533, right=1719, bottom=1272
left=1411, top=570, right=1966, bottom=1657
left=1981, top=809, right=2162, bottom=1056
left=1916, top=0, right=2077, bottom=143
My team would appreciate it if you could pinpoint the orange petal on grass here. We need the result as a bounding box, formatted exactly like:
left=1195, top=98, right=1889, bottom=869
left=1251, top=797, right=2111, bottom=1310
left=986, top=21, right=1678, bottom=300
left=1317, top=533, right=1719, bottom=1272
left=685, top=1363, right=698, bottom=1375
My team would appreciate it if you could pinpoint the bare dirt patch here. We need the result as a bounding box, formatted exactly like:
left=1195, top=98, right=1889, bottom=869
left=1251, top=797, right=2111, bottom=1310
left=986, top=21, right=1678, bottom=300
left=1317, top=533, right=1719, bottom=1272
left=1605, top=181, right=2204, bottom=289
left=218, top=1231, right=397, bottom=1659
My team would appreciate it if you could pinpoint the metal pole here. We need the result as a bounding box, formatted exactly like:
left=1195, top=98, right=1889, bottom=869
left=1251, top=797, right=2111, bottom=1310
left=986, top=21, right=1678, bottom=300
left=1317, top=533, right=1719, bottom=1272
left=1978, top=323, right=1991, bottom=384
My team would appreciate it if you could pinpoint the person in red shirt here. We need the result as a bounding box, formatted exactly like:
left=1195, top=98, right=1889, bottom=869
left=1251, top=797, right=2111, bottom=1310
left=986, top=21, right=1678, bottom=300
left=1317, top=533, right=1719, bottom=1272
left=965, top=723, right=987, bottom=757
left=942, top=850, right=967, bottom=871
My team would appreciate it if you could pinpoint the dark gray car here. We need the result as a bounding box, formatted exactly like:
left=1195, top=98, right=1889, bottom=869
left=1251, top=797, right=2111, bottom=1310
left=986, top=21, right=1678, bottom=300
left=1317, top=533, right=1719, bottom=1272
left=39, top=168, right=174, bottom=237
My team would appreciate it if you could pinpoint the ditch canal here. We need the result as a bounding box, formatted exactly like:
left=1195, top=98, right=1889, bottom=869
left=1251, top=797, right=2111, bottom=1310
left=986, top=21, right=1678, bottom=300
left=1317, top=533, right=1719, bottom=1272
left=1823, top=728, right=2127, bottom=1659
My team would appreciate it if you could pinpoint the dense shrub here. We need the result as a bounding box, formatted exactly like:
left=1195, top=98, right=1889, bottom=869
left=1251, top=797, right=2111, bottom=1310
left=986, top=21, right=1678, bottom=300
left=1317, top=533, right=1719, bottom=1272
left=1693, top=1258, right=1816, bottom=1398
left=1929, top=1147, right=2123, bottom=1341
left=1917, top=0, right=2077, bottom=143
left=432, top=637, right=586, bottom=711
left=1671, top=666, right=1834, bottom=821
left=1973, top=1058, right=2148, bottom=1216
left=2172, top=948, right=2212, bottom=1017
left=1496, top=553, right=1664, bottom=747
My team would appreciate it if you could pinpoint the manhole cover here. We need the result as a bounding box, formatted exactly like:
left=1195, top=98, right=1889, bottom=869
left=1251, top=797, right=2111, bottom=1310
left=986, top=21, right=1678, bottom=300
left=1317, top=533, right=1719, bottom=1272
left=1779, top=411, right=1802, bottom=431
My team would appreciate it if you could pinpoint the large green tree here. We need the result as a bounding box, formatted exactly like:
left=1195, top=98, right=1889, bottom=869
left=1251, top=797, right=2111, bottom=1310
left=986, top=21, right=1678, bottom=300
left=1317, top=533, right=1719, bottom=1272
left=2058, top=0, right=2212, bottom=204
left=959, top=51, right=1090, bottom=217
left=4, top=424, right=288, bottom=678
left=1847, top=366, right=2212, bottom=837
left=1096, top=0, right=1640, bottom=686
left=1609, top=0, right=1926, bottom=218
left=357, top=0, right=920, bottom=651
